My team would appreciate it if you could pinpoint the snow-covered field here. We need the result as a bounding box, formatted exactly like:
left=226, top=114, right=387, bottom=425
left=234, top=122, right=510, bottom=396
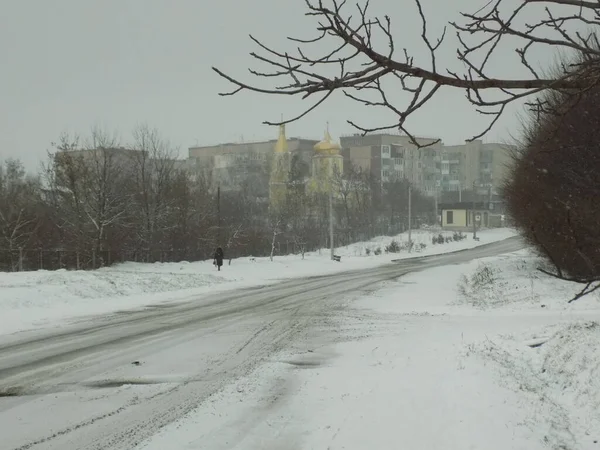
left=137, top=248, right=600, bottom=450
left=0, top=227, right=515, bottom=336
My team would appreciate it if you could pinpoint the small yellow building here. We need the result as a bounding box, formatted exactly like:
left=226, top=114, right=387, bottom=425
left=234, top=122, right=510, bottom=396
left=441, top=208, right=468, bottom=229
left=440, top=202, right=494, bottom=231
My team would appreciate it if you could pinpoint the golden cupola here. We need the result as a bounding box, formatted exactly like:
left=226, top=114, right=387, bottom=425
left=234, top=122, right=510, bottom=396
left=314, top=128, right=341, bottom=155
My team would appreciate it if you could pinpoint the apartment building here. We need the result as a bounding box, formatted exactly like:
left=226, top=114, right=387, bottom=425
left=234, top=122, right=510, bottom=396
left=54, top=147, right=189, bottom=181
left=339, top=133, right=443, bottom=196
left=188, top=137, right=318, bottom=195
left=442, top=140, right=514, bottom=195
left=52, top=147, right=145, bottom=183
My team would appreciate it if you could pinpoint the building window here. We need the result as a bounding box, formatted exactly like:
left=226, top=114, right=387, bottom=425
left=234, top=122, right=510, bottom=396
left=381, top=145, right=391, bottom=156
left=446, top=211, right=454, bottom=224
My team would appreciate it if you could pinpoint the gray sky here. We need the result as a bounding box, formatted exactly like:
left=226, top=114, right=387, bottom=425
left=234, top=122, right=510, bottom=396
left=0, top=0, right=560, bottom=170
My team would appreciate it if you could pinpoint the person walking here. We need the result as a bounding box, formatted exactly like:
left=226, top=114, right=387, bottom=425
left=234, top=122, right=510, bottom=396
left=213, top=247, right=224, bottom=271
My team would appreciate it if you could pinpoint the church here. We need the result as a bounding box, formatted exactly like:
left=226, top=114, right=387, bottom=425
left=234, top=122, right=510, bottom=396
left=268, top=123, right=344, bottom=218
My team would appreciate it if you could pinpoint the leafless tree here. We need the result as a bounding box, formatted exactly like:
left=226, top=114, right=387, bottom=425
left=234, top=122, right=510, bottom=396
left=331, top=165, right=355, bottom=231
left=286, top=186, right=315, bottom=256
left=213, top=0, right=600, bottom=145
left=269, top=216, right=283, bottom=261
left=129, top=124, right=179, bottom=252
left=224, top=223, right=247, bottom=264
left=46, top=128, right=131, bottom=265
left=0, top=159, right=40, bottom=269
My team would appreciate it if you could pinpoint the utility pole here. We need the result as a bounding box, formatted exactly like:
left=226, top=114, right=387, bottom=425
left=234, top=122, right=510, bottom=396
left=472, top=181, right=477, bottom=240
left=408, top=184, right=412, bottom=252
left=329, top=188, right=335, bottom=260
left=217, top=184, right=221, bottom=247
left=459, top=184, right=462, bottom=202
left=434, top=190, right=438, bottom=226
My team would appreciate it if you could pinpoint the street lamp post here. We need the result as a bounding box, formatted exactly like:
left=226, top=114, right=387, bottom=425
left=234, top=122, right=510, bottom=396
left=472, top=180, right=477, bottom=240
left=408, top=184, right=412, bottom=251
left=434, top=187, right=439, bottom=226
left=217, top=184, right=221, bottom=247
left=329, top=188, right=334, bottom=260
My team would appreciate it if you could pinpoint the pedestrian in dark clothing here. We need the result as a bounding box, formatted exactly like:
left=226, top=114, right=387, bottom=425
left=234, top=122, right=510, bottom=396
left=213, top=247, right=224, bottom=271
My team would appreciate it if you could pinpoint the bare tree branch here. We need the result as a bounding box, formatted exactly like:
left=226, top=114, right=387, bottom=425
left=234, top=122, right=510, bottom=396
left=212, top=0, right=600, bottom=144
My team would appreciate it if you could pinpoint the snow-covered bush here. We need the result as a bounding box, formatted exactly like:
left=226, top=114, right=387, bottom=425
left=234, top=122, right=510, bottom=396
left=385, top=240, right=401, bottom=253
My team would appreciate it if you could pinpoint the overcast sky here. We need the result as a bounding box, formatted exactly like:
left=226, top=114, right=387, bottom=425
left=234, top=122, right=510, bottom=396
left=0, top=0, right=561, bottom=170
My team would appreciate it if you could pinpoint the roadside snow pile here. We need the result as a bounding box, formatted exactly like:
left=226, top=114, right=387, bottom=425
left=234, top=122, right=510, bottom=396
left=473, top=322, right=600, bottom=449
left=0, top=268, right=232, bottom=336
left=454, top=250, right=600, bottom=448
left=333, top=227, right=516, bottom=257
left=455, top=249, right=600, bottom=310
left=539, top=323, right=600, bottom=414
left=0, top=268, right=226, bottom=309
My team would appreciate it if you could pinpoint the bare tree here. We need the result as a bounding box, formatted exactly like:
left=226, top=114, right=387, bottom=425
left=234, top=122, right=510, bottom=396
left=213, top=0, right=600, bottom=145
left=269, top=215, right=283, bottom=261
left=46, top=128, right=131, bottom=266
left=224, top=223, right=246, bottom=264
left=0, top=159, right=40, bottom=269
left=130, top=124, right=179, bottom=253
left=331, top=164, right=355, bottom=232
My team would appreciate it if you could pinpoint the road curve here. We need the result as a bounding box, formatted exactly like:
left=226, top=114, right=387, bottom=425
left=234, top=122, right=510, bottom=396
left=0, top=236, right=524, bottom=450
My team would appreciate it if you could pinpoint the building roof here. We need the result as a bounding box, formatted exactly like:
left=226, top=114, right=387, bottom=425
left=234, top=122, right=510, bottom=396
left=314, top=128, right=341, bottom=155
left=439, top=201, right=495, bottom=210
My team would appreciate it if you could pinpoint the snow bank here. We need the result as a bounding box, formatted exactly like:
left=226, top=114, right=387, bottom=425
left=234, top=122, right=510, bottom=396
left=328, top=227, right=515, bottom=257
left=455, top=248, right=600, bottom=311
left=0, top=228, right=517, bottom=336
left=474, top=322, right=600, bottom=449
left=456, top=250, right=600, bottom=448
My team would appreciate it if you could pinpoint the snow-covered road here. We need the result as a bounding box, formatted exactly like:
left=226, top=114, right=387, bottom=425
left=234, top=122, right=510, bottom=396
left=0, top=237, right=524, bottom=450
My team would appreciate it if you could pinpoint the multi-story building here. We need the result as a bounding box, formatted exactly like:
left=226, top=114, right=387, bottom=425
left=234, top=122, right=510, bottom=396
left=339, top=133, right=443, bottom=196
left=442, top=139, right=515, bottom=196
left=53, top=147, right=144, bottom=183
left=338, top=133, right=514, bottom=203
left=188, top=136, right=318, bottom=196
left=438, top=148, right=463, bottom=194
left=54, top=147, right=189, bottom=179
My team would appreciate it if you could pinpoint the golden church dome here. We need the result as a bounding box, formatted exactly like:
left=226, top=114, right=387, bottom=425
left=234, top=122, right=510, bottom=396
left=314, top=129, right=341, bottom=155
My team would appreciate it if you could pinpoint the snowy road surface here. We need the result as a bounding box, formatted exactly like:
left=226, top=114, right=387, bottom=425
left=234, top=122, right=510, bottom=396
left=0, top=237, right=524, bottom=450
